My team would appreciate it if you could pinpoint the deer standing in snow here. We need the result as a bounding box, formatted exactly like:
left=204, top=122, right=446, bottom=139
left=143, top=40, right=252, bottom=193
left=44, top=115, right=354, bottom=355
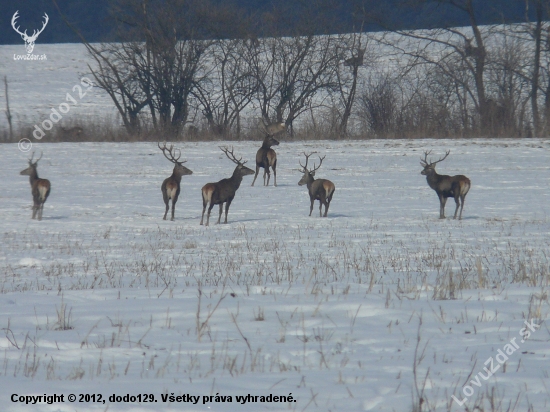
left=298, top=152, right=335, bottom=217
left=251, top=134, right=280, bottom=187
left=200, top=147, right=254, bottom=226
left=20, top=152, right=50, bottom=220
left=159, top=142, right=193, bottom=220
left=420, top=150, right=471, bottom=220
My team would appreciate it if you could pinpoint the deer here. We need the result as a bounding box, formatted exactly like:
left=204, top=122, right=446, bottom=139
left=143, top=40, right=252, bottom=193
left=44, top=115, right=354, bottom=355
left=20, top=151, right=51, bottom=220
left=200, top=147, right=255, bottom=226
left=420, top=150, right=471, bottom=220
left=251, top=134, right=280, bottom=187
left=59, top=126, right=84, bottom=140
left=159, top=142, right=193, bottom=221
left=298, top=152, right=335, bottom=217
left=343, top=47, right=366, bottom=69
left=11, top=11, right=49, bottom=54
left=261, top=120, right=286, bottom=137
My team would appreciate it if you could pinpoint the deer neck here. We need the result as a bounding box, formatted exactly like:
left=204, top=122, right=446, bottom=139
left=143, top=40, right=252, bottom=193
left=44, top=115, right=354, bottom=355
left=306, top=174, right=316, bottom=191
left=171, top=169, right=183, bottom=183
left=28, top=168, right=39, bottom=186
left=261, top=139, right=271, bottom=149
left=425, top=170, right=442, bottom=190
left=230, top=167, right=245, bottom=189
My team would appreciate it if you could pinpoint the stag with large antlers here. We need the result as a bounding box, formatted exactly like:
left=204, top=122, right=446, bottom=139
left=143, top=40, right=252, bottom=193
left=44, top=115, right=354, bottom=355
left=12, top=11, right=49, bottom=54
left=298, top=152, right=335, bottom=217
left=251, top=134, right=280, bottom=187
left=20, top=152, right=51, bottom=220
left=159, top=142, right=193, bottom=221
left=420, top=150, right=471, bottom=220
left=200, top=147, right=254, bottom=226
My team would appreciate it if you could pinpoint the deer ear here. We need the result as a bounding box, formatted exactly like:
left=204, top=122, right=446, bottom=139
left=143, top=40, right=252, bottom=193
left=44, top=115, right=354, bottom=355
left=311, top=171, right=315, bottom=176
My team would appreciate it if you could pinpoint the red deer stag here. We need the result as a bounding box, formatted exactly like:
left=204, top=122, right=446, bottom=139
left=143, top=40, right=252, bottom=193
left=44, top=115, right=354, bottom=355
left=159, top=142, right=193, bottom=221
left=298, top=152, right=335, bottom=217
left=261, top=121, right=286, bottom=136
left=420, top=150, right=471, bottom=220
left=200, top=147, right=254, bottom=226
left=20, top=151, right=51, bottom=220
left=251, top=134, right=280, bottom=186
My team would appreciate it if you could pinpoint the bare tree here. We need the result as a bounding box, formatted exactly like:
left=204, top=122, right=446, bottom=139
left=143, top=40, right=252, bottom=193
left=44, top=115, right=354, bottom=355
left=374, top=0, right=496, bottom=134
left=4, top=77, right=13, bottom=141
left=247, top=35, right=340, bottom=134
left=334, top=32, right=371, bottom=136
left=193, top=39, right=257, bottom=137
left=59, top=0, right=216, bottom=137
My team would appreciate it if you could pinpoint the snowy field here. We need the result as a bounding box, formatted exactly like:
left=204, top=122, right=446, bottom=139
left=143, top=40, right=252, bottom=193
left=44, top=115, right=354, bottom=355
left=0, top=138, right=549, bottom=412
left=1, top=44, right=116, bottom=127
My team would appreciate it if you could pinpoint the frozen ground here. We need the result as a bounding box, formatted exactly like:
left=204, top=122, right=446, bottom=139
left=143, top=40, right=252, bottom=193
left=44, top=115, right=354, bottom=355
left=0, top=138, right=549, bottom=411
left=0, top=43, right=117, bottom=127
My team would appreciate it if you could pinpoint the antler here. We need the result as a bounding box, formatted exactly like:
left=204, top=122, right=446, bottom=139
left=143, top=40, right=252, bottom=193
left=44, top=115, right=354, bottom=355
left=433, top=150, right=450, bottom=165
left=30, top=13, right=49, bottom=40
left=311, top=155, right=325, bottom=173
left=11, top=11, right=49, bottom=41
left=420, top=150, right=450, bottom=167
left=220, top=146, right=246, bottom=165
left=11, top=11, right=26, bottom=38
left=28, top=151, right=43, bottom=165
left=299, top=152, right=316, bottom=170
left=420, top=150, right=432, bottom=167
left=158, top=141, right=183, bottom=164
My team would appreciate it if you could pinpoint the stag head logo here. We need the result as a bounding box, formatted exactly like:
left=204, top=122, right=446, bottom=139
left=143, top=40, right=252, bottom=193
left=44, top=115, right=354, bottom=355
left=11, top=11, right=49, bottom=54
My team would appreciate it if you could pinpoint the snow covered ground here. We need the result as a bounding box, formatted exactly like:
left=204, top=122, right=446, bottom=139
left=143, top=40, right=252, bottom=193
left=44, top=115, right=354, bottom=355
left=1, top=44, right=116, bottom=127
left=1, top=138, right=549, bottom=411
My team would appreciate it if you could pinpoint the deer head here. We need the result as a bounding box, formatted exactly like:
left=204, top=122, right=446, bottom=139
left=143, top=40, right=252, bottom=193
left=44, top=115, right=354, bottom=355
left=20, top=151, right=43, bottom=176
left=158, top=142, right=192, bottom=177
left=220, top=146, right=255, bottom=176
left=12, top=11, right=49, bottom=54
left=420, top=150, right=450, bottom=176
left=262, top=120, right=287, bottom=137
left=298, top=152, right=324, bottom=185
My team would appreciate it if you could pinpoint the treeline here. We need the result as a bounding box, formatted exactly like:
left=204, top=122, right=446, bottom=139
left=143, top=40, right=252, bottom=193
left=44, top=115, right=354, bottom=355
left=5, top=0, right=550, bottom=141
left=0, top=0, right=531, bottom=45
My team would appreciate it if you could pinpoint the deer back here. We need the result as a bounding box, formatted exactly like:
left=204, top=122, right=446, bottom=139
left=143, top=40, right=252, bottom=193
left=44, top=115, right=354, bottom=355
left=256, top=136, right=279, bottom=165
left=32, top=178, right=51, bottom=201
left=205, top=164, right=254, bottom=205
left=309, top=178, right=335, bottom=199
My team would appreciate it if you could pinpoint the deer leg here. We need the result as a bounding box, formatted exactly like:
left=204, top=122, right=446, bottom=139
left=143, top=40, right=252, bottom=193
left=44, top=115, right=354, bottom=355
left=272, top=161, right=277, bottom=187
left=324, top=198, right=331, bottom=217
left=459, top=194, right=466, bottom=220
left=200, top=199, right=207, bottom=225
left=265, top=168, right=270, bottom=186
left=206, top=203, right=215, bottom=226
left=171, top=197, right=177, bottom=221
left=39, top=202, right=44, bottom=221
left=309, top=197, right=314, bottom=216
left=224, top=199, right=232, bottom=224
left=32, top=198, right=38, bottom=219
left=439, top=195, right=447, bottom=219
left=251, top=165, right=260, bottom=186
left=319, top=198, right=324, bottom=217
left=163, top=192, right=169, bottom=220
left=453, top=195, right=461, bottom=220
left=217, top=203, right=223, bottom=224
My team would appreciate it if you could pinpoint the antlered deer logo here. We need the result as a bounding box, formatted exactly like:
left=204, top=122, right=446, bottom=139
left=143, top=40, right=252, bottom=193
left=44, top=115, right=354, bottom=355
left=11, top=11, right=49, bottom=54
